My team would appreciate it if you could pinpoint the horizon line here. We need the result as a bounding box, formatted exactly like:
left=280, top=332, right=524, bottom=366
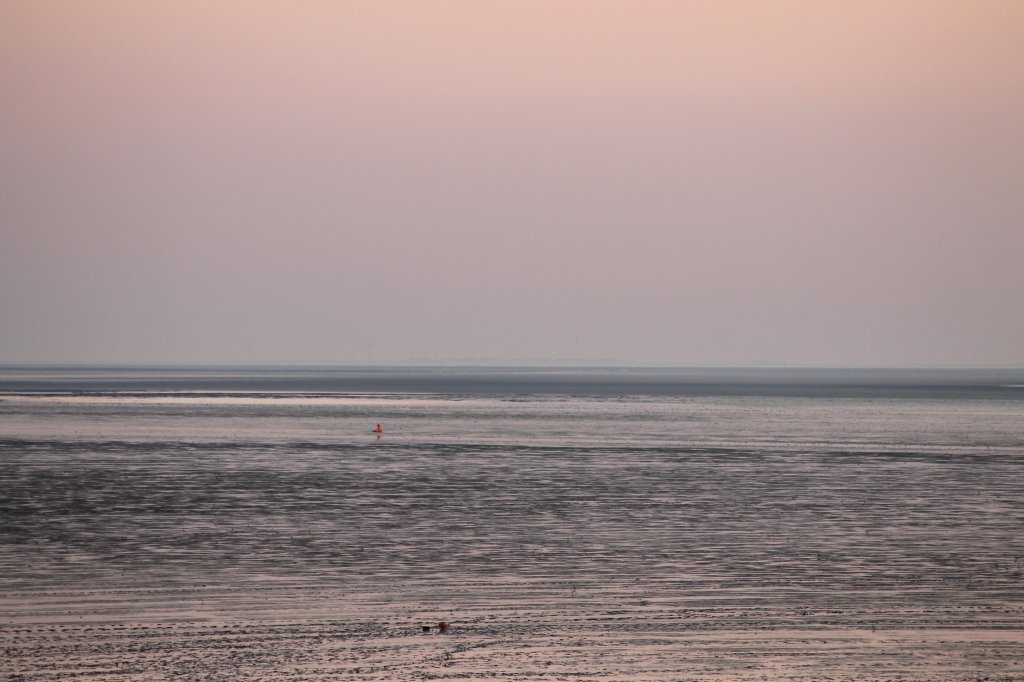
left=1, top=361, right=1022, bottom=371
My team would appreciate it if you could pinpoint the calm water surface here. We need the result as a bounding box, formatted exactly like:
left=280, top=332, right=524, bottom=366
left=2, top=365, right=1023, bottom=589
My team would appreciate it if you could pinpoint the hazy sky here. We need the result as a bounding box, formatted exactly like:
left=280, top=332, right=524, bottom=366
left=2, top=1, right=1022, bottom=366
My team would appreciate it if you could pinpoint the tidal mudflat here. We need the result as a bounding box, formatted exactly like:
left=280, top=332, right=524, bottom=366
left=2, top=367, right=1023, bottom=680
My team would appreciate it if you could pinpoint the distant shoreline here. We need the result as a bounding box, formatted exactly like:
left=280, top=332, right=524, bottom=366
left=2, top=365, right=1023, bottom=400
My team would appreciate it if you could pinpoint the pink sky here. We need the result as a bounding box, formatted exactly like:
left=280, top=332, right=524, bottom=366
left=2, top=1, right=1022, bottom=365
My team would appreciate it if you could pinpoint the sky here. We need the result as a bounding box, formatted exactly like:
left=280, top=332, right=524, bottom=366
left=1, top=1, right=1022, bottom=367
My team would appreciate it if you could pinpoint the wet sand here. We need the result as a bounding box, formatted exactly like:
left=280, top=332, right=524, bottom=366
left=3, top=434, right=1023, bottom=680
left=3, top=579, right=1023, bottom=680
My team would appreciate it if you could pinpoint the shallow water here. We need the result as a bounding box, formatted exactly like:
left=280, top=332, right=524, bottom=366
left=2, top=366, right=1023, bottom=680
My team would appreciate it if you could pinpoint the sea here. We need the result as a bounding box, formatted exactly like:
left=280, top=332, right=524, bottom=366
left=2, top=365, right=1024, bottom=680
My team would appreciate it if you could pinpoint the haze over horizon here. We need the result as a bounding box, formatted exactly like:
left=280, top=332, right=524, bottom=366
left=2, top=1, right=1023, bottom=367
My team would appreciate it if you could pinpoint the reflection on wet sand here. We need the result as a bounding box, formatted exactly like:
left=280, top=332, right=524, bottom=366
left=3, top=433, right=1023, bottom=680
